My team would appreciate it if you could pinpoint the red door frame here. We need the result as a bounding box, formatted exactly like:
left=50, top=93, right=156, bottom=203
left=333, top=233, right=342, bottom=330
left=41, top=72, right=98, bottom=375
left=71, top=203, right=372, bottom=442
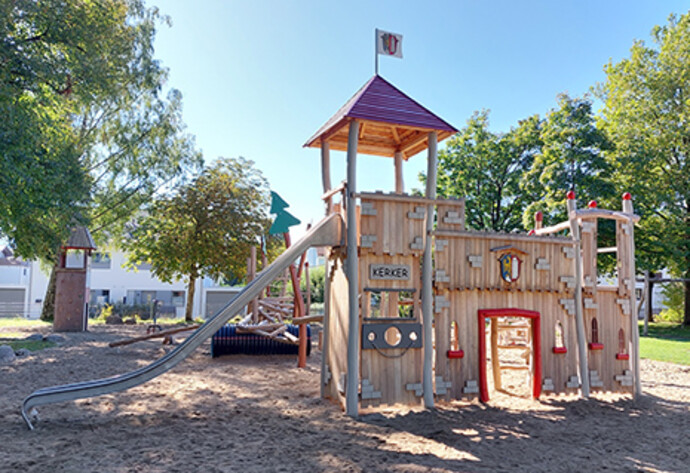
left=478, top=308, right=542, bottom=402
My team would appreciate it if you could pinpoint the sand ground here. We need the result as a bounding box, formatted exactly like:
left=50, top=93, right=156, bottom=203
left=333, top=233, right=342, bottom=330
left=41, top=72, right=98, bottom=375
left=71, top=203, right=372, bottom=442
left=1, top=324, right=688, bottom=473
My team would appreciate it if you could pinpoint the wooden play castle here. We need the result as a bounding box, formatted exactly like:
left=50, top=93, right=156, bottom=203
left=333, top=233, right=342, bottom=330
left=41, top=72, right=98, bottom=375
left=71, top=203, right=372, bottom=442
left=306, top=75, right=641, bottom=416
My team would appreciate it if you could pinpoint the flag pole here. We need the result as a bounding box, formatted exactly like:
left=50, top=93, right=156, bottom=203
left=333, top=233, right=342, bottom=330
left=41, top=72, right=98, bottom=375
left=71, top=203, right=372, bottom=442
left=374, top=28, right=379, bottom=75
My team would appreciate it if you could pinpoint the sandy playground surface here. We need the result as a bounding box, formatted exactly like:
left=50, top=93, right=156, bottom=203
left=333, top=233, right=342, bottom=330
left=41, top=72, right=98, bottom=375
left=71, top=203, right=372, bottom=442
left=1, top=323, right=689, bottom=473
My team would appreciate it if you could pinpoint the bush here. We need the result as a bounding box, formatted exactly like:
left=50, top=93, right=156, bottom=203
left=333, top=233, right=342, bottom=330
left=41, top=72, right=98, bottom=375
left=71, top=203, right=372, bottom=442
left=658, top=282, right=684, bottom=323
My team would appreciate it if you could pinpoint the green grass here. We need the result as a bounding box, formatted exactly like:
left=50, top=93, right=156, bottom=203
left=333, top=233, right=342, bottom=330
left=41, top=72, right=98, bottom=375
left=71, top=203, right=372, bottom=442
left=639, top=322, right=690, bottom=365
left=0, top=339, right=56, bottom=352
left=0, top=317, right=50, bottom=329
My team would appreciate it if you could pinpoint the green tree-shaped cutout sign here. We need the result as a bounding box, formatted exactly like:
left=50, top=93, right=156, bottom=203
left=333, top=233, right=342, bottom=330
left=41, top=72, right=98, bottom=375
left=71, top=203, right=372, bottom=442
left=269, top=191, right=301, bottom=235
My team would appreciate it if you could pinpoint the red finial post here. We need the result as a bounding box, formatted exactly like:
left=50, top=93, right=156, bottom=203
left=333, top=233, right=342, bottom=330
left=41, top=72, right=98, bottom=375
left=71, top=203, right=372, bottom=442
left=588, top=200, right=597, bottom=209
left=622, top=192, right=632, bottom=201
left=566, top=190, right=576, bottom=200
left=534, top=211, right=543, bottom=230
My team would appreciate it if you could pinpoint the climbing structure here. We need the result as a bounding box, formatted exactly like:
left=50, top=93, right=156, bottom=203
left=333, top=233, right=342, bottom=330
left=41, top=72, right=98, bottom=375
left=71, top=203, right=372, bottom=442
left=307, top=75, right=640, bottom=416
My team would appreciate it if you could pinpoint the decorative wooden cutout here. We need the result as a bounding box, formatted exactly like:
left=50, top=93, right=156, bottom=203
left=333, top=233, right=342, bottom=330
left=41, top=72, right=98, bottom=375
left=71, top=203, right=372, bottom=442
left=584, top=298, right=598, bottom=309
left=589, top=370, right=603, bottom=388
left=616, top=298, right=631, bottom=315
left=615, top=370, right=633, bottom=386
left=581, top=221, right=596, bottom=233
left=584, top=276, right=595, bottom=288
left=559, top=276, right=576, bottom=288
left=462, top=380, right=479, bottom=394
left=559, top=298, right=576, bottom=315
left=562, top=246, right=575, bottom=259
left=434, top=376, right=453, bottom=395
left=467, top=255, right=483, bottom=268
left=434, top=294, right=450, bottom=313
left=435, top=239, right=448, bottom=252
left=443, top=211, right=463, bottom=224
left=361, top=202, right=377, bottom=216
left=535, top=257, right=551, bottom=271
left=407, top=206, right=426, bottom=219
left=324, top=365, right=332, bottom=385
left=361, top=378, right=382, bottom=400
left=410, top=236, right=424, bottom=250
left=361, top=234, right=377, bottom=248
left=566, top=375, right=580, bottom=389
left=406, top=382, right=424, bottom=397
left=542, top=378, right=555, bottom=392
left=435, top=269, right=450, bottom=283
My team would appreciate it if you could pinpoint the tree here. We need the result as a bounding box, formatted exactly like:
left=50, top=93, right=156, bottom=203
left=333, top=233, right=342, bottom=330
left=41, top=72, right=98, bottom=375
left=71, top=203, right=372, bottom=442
left=521, top=94, right=614, bottom=229
left=122, top=157, right=271, bottom=321
left=0, top=0, right=202, bottom=320
left=597, top=12, right=690, bottom=326
left=429, top=110, right=541, bottom=232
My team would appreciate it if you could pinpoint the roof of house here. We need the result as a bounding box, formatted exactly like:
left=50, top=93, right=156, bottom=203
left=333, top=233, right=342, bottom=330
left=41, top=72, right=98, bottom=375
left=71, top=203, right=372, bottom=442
left=0, top=246, right=28, bottom=266
left=304, top=75, right=457, bottom=159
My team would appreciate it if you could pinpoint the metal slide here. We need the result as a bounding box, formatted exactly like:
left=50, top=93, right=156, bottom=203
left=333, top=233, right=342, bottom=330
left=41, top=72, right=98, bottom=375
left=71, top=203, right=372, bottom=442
left=22, top=214, right=343, bottom=429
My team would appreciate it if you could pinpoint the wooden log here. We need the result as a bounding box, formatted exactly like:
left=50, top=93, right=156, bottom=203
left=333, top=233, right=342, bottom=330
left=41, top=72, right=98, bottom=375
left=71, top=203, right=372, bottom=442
left=292, top=314, right=324, bottom=325
left=491, top=319, right=501, bottom=391
left=109, top=324, right=201, bottom=348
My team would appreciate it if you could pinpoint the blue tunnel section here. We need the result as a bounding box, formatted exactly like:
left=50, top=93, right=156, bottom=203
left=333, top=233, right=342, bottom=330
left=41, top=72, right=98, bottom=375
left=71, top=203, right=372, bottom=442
left=211, top=324, right=311, bottom=357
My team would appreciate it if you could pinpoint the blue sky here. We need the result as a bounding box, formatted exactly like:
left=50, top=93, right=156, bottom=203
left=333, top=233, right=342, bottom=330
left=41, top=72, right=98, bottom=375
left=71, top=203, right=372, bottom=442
left=153, top=0, right=688, bottom=236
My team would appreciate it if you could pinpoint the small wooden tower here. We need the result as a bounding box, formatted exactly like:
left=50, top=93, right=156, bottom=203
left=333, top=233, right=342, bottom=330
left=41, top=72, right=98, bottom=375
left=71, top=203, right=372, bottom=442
left=306, top=75, right=457, bottom=416
left=54, top=226, right=96, bottom=332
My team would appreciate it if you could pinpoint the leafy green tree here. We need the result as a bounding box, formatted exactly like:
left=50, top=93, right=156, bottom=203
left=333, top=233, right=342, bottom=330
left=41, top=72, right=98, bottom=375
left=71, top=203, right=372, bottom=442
left=521, top=94, right=614, bottom=229
left=597, top=12, right=690, bottom=326
left=122, top=158, right=271, bottom=321
left=0, top=0, right=201, bottom=319
left=429, top=110, right=541, bottom=231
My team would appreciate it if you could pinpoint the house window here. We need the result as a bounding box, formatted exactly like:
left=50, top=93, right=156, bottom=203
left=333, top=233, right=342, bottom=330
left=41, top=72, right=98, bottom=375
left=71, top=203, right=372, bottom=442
left=135, top=262, right=152, bottom=271
left=91, top=252, right=112, bottom=269
left=591, top=318, right=599, bottom=344
left=172, top=291, right=185, bottom=307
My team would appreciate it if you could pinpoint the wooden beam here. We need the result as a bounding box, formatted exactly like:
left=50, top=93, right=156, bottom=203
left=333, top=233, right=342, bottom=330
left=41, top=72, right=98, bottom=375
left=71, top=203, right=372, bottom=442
left=109, top=324, right=201, bottom=348
left=390, top=126, right=401, bottom=145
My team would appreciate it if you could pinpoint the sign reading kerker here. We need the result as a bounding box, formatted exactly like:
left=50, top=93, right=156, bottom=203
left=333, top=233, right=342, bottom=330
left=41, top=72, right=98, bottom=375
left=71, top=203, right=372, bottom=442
left=369, top=264, right=410, bottom=281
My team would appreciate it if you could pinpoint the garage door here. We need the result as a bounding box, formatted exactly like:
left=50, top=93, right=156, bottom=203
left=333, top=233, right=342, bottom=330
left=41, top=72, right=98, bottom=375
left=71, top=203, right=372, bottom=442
left=0, top=288, right=25, bottom=317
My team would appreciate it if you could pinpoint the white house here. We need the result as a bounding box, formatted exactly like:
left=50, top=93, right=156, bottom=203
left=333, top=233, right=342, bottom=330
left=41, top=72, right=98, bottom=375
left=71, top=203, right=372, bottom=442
left=0, top=247, right=242, bottom=320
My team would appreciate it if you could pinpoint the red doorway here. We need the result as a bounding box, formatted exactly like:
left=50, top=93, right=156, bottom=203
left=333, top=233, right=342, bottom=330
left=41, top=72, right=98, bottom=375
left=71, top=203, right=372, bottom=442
left=478, top=308, right=542, bottom=402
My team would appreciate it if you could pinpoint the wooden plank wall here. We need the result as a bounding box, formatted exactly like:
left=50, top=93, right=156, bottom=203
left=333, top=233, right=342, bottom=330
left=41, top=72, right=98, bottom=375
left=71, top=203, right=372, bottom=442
left=324, top=256, right=350, bottom=407
left=359, top=195, right=426, bottom=257
left=434, top=231, right=576, bottom=293
left=434, top=289, right=579, bottom=400
left=595, top=288, right=634, bottom=393
left=436, top=201, right=466, bottom=232
left=433, top=232, right=580, bottom=399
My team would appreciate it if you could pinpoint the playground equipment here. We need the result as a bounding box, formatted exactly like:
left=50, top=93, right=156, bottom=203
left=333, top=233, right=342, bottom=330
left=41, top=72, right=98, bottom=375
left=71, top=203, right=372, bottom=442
left=21, top=214, right=343, bottom=429
left=307, top=75, right=641, bottom=416
left=21, top=74, right=641, bottom=429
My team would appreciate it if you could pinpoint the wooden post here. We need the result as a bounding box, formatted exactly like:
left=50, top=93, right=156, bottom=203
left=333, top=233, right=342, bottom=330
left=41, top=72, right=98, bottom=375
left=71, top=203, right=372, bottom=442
left=321, top=140, right=332, bottom=214
left=249, top=246, right=258, bottom=323
left=622, top=193, right=640, bottom=397
left=345, top=119, right=360, bottom=417
left=283, top=232, right=307, bottom=368
left=490, top=319, right=501, bottom=391
left=567, top=192, right=590, bottom=399
left=394, top=151, right=404, bottom=194
left=643, top=270, right=651, bottom=337
left=305, top=262, right=311, bottom=316
left=422, top=131, right=437, bottom=408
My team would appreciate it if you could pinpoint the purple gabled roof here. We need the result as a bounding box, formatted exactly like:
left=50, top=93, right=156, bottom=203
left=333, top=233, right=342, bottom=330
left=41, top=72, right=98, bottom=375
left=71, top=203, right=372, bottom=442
left=305, top=75, right=457, bottom=150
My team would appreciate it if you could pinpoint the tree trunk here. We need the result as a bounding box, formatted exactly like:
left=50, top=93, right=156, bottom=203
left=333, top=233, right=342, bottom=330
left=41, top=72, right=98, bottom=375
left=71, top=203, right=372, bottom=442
left=185, top=275, right=196, bottom=322
left=683, top=278, right=690, bottom=327
left=40, top=263, right=59, bottom=322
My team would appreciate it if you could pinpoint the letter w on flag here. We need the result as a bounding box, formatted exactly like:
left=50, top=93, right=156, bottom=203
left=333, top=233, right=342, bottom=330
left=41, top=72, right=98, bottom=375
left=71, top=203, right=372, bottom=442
left=377, top=29, right=403, bottom=58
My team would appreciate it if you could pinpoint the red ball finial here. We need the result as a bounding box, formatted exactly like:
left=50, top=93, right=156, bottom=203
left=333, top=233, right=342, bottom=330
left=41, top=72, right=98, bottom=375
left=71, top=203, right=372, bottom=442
left=528, top=229, right=536, bottom=236
left=535, top=211, right=543, bottom=222
left=566, top=190, right=575, bottom=200
left=588, top=200, right=597, bottom=208
left=622, top=192, right=632, bottom=201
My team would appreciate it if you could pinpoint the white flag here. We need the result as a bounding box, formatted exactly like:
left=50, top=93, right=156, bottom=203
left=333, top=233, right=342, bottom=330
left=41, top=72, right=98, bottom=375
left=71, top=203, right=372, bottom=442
left=377, top=29, right=403, bottom=58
